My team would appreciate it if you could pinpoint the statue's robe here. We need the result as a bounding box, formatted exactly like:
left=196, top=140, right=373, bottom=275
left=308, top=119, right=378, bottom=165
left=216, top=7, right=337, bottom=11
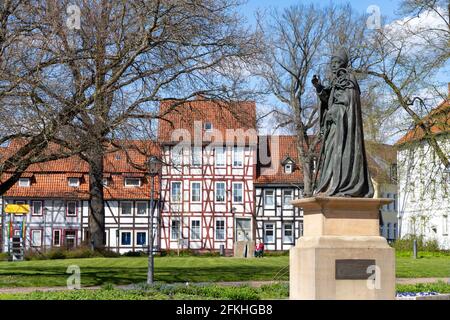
left=314, top=70, right=374, bottom=197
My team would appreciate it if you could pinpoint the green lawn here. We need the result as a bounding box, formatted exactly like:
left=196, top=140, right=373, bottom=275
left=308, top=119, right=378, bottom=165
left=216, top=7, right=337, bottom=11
left=0, top=251, right=448, bottom=288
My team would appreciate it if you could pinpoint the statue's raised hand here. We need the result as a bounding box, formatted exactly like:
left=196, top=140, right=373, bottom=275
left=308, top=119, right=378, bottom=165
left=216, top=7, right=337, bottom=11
left=311, top=75, right=321, bottom=88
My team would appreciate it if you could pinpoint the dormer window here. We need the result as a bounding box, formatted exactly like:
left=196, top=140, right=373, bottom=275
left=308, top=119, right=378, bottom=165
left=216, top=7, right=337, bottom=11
left=102, top=178, right=109, bottom=187
left=18, top=178, right=30, bottom=187
left=204, top=122, right=213, bottom=131
left=68, top=178, right=80, bottom=187
left=125, top=178, right=141, bottom=187
left=284, top=163, right=293, bottom=174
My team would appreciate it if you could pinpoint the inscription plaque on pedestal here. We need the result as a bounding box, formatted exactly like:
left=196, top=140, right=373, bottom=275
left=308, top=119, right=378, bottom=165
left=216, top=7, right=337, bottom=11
left=335, top=259, right=376, bottom=280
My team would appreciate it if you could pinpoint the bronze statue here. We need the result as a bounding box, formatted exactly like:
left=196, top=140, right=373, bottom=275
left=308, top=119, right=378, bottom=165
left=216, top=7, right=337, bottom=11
left=312, top=48, right=374, bottom=198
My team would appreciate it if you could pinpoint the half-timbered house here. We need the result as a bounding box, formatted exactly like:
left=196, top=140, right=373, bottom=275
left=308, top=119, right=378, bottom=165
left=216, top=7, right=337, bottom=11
left=158, top=98, right=257, bottom=253
left=255, top=136, right=304, bottom=251
left=1, top=141, right=160, bottom=254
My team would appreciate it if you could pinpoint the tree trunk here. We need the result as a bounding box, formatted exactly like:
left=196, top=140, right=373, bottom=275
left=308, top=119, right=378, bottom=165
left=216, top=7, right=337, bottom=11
left=88, top=149, right=105, bottom=250
left=302, top=158, right=313, bottom=197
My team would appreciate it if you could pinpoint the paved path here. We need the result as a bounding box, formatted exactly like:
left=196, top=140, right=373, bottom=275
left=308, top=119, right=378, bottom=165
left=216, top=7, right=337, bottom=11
left=0, top=278, right=448, bottom=294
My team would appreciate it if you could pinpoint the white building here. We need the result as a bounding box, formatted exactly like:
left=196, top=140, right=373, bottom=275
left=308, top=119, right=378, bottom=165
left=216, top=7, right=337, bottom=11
left=397, top=97, right=450, bottom=249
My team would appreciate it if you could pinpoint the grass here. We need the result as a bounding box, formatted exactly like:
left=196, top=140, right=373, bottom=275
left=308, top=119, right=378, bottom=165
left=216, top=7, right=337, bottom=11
left=0, top=251, right=448, bottom=288
left=0, top=281, right=449, bottom=300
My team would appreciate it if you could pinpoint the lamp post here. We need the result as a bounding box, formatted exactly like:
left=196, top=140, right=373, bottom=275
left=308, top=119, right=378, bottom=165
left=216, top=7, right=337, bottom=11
left=147, top=156, right=162, bottom=285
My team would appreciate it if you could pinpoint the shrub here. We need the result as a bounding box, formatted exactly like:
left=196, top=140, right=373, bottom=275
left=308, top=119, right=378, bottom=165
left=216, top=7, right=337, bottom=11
left=0, top=252, right=11, bottom=261
left=23, top=245, right=121, bottom=260
left=392, top=235, right=448, bottom=253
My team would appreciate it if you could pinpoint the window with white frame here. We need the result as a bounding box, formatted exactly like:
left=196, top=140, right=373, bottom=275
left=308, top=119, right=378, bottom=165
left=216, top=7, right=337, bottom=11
left=284, top=163, right=293, bottom=174
left=215, top=147, right=226, bottom=167
left=31, top=230, right=42, bottom=247
left=191, top=220, right=201, bottom=240
left=136, top=232, right=147, bottom=246
left=171, top=147, right=183, bottom=167
left=102, top=178, right=109, bottom=187
left=283, top=223, right=293, bottom=243
left=264, top=190, right=275, bottom=209
left=393, top=223, right=398, bottom=239
left=283, top=190, right=293, bottom=209
left=171, top=219, right=181, bottom=240
left=136, top=202, right=147, bottom=215
left=32, top=201, right=43, bottom=216
left=53, top=230, right=61, bottom=246
left=443, top=215, right=448, bottom=235
left=204, top=121, right=213, bottom=131
left=191, top=182, right=201, bottom=202
left=68, top=178, right=80, bottom=187
left=66, top=201, right=77, bottom=216
left=215, top=182, right=226, bottom=202
left=18, top=178, right=30, bottom=187
left=125, top=178, right=141, bottom=187
left=191, top=147, right=202, bottom=167
left=171, top=182, right=182, bottom=203
left=121, top=231, right=131, bottom=245
left=121, top=201, right=133, bottom=215
left=215, top=219, right=225, bottom=240
left=233, top=147, right=244, bottom=167
left=232, top=183, right=243, bottom=203
left=264, top=223, right=274, bottom=243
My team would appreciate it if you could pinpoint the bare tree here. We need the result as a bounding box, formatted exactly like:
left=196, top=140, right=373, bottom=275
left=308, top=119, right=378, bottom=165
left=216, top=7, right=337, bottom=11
left=256, top=4, right=368, bottom=196
left=31, top=0, right=261, bottom=249
left=354, top=1, right=449, bottom=168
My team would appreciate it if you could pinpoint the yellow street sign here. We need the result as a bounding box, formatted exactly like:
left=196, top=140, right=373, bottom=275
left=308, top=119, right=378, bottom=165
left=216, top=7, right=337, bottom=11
left=4, top=204, right=30, bottom=214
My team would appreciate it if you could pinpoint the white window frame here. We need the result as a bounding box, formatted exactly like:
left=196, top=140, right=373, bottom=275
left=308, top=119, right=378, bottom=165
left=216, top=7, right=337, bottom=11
left=282, top=190, right=293, bottom=209
left=120, top=231, right=132, bottom=246
left=171, top=181, right=182, bottom=203
left=136, top=231, right=147, bottom=246
left=232, top=182, right=243, bottom=204
left=31, top=229, right=42, bottom=247
left=283, top=223, right=294, bottom=244
left=171, top=219, right=181, bottom=240
left=136, top=201, right=148, bottom=215
left=215, top=219, right=226, bottom=241
left=32, top=200, right=43, bottom=216
left=215, top=147, right=226, bottom=167
left=66, top=201, right=78, bottom=217
left=190, top=181, right=202, bottom=203
left=204, top=121, right=213, bottom=131
left=68, top=178, right=80, bottom=188
left=264, top=189, right=275, bottom=209
left=191, top=147, right=202, bottom=167
left=284, top=163, right=293, bottom=174
left=120, top=201, right=133, bottom=215
left=190, top=219, right=201, bottom=241
left=53, top=229, right=61, bottom=247
left=124, top=178, right=141, bottom=188
left=215, top=182, right=226, bottom=203
left=232, top=147, right=244, bottom=168
left=264, top=223, right=274, bottom=244
left=18, top=178, right=30, bottom=187
left=443, top=215, right=448, bottom=236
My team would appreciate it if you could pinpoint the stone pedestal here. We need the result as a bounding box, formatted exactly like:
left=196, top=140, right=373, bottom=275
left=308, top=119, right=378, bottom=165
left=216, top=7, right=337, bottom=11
left=290, top=197, right=395, bottom=300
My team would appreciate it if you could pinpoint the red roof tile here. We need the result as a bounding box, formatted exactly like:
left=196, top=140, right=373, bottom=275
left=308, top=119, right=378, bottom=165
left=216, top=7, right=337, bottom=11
left=396, top=99, right=450, bottom=145
left=158, top=98, right=257, bottom=144
left=255, top=136, right=304, bottom=185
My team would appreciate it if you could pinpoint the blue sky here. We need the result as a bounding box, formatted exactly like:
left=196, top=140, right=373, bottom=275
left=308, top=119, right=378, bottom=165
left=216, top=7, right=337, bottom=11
left=242, top=0, right=401, bottom=22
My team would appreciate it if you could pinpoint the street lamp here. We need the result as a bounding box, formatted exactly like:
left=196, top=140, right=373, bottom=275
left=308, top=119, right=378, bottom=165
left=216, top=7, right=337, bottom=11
left=147, top=156, right=162, bottom=285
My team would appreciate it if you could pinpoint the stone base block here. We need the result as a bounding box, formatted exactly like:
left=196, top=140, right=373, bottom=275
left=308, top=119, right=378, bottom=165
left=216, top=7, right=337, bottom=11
left=290, top=236, right=395, bottom=300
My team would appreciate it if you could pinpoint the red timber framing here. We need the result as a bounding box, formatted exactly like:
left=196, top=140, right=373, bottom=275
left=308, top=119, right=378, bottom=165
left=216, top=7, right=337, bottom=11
left=160, top=144, right=256, bottom=253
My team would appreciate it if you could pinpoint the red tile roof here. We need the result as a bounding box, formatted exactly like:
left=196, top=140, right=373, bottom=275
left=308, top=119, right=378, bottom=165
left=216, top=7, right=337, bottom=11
left=396, top=99, right=450, bottom=145
left=1, top=141, right=160, bottom=200
left=158, top=98, right=257, bottom=144
left=255, top=136, right=304, bottom=185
